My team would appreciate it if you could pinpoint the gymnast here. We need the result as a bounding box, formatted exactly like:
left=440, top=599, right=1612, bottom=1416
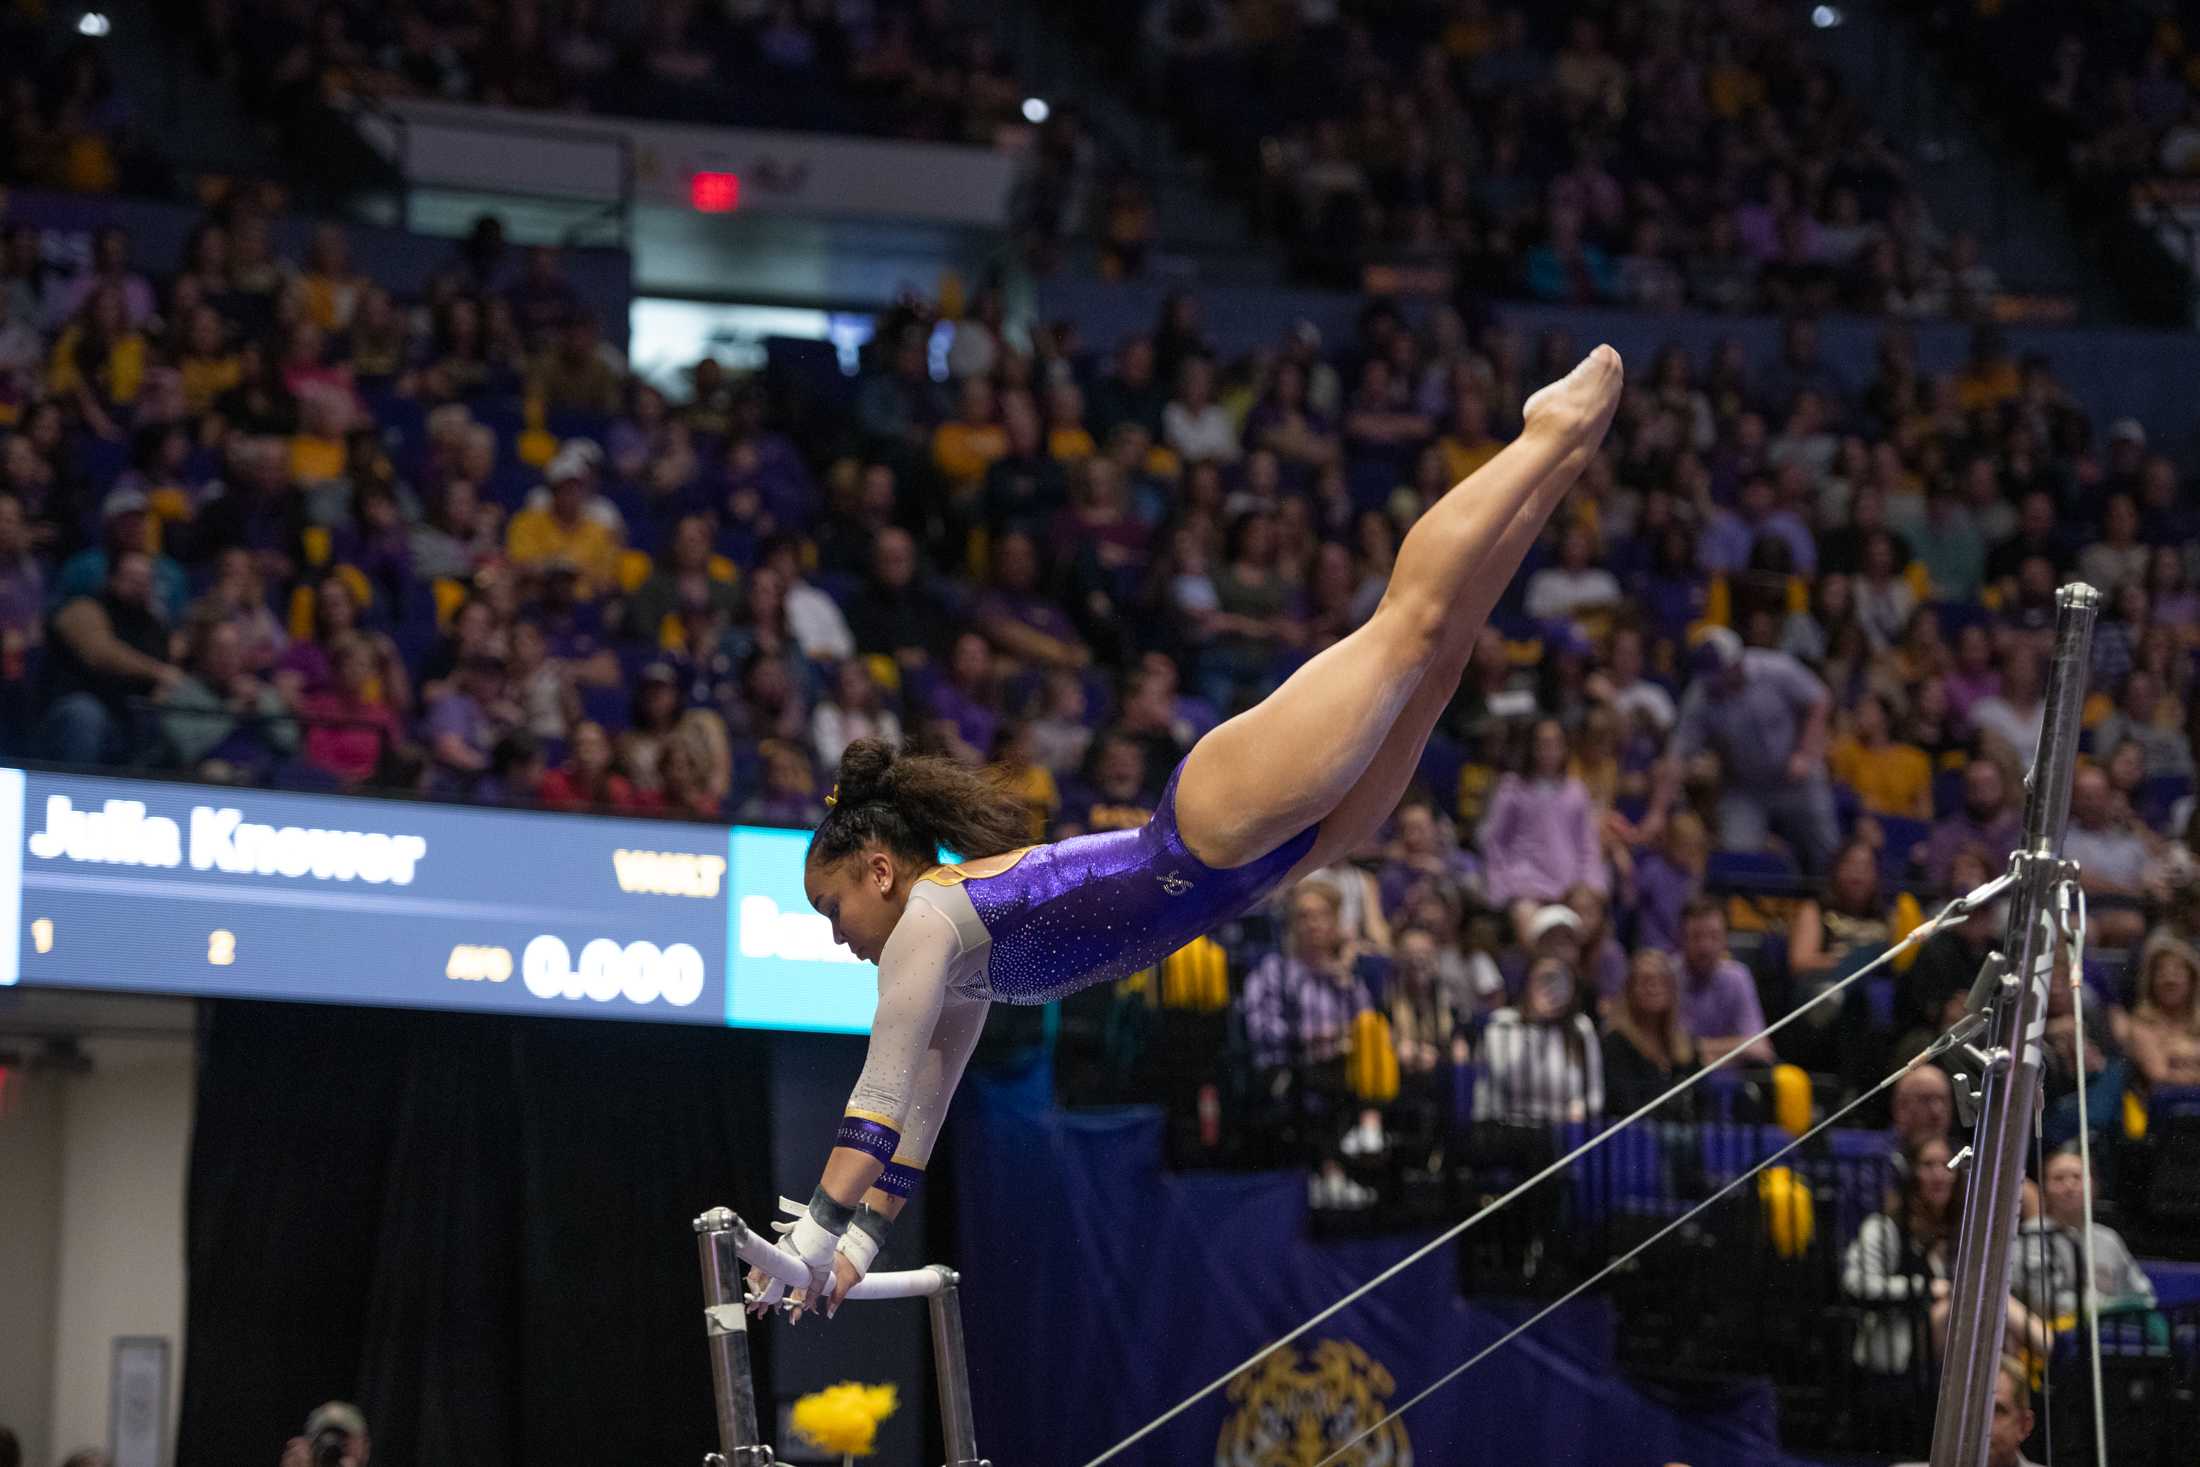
left=752, top=345, right=1625, bottom=1319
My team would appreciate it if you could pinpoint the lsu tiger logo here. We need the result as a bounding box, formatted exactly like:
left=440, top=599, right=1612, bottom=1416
left=1216, top=1339, right=1412, bottom=1467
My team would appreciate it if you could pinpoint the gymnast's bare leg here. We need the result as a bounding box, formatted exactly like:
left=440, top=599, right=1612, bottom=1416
left=1171, top=345, right=1623, bottom=872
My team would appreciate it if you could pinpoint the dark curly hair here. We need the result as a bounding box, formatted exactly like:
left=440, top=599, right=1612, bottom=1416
left=806, top=737, right=1029, bottom=871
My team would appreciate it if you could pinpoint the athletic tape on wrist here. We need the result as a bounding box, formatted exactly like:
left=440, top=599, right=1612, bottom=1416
left=849, top=1202, right=893, bottom=1249
left=840, top=1213, right=884, bottom=1275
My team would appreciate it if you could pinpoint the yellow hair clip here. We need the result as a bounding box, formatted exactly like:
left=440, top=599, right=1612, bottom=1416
left=824, top=783, right=839, bottom=809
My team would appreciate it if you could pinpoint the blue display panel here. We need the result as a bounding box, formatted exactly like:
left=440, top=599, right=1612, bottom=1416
left=2, top=767, right=873, bottom=1033
left=724, top=825, right=877, bottom=1033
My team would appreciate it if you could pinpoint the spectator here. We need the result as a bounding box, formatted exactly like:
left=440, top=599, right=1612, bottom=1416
left=1651, top=626, right=1839, bottom=876
left=1160, top=355, right=1238, bottom=465
left=2128, top=933, right=2200, bottom=1090
left=297, top=632, right=404, bottom=786
left=1676, top=897, right=1774, bottom=1065
left=1479, top=718, right=1606, bottom=937
left=1890, top=1065, right=1958, bottom=1155
left=423, top=648, right=518, bottom=788
left=537, top=720, right=641, bottom=810
left=976, top=528, right=1087, bottom=671
left=505, top=445, right=622, bottom=597
left=1522, top=521, right=1620, bottom=623
left=2091, top=667, right=2194, bottom=782
left=53, top=485, right=189, bottom=622
left=2014, top=1146, right=2158, bottom=1326
left=931, top=375, right=1008, bottom=496
left=1842, top=1135, right=1961, bottom=1375
left=529, top=311, right=623, bottom=416
left=1829, top=691, right=1932, bottom=820
left=2064, top=764, right=2154, bottom=947
left=1377, top=796, right=1476, bottom=918
left=737, top=737, right=826, bottom=825
left=1386, top=925, right=1463, bottom=1082
left=623, top=513, right=735, bottom=645
left=1602, top=947, right=1700, bottom=1116
left=1894, top=846, right=2001, bottom=1043
left=159, top=612, right=295, bottom=773
left=1242, top=881, right=1376, bottom=1071
left=927, top=630, right=1002, bottom=761
left=1476, top=955, right=1604, bottom=1123
left=1632, top=808, right=1709, bottom=956
left=2077, top=491, right=2149, bottom=596
left=1921, top=759, right=2024, bottom=888
left=811, top=658, right=903, bottom=771
left=37, top=547, right=177, bottom=762
left=1058, top=732, right=1155, bottom=837
left=846, top=526, right=949, bottom=669
left=1967, top=643, right=2044, bottom=768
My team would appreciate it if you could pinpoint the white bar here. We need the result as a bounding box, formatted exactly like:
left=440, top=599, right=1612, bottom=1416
left=726, top=1216, right=946, bottom=1301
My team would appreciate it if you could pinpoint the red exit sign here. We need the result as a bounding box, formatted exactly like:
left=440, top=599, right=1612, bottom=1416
left=689, top=171, right=740, bottom=213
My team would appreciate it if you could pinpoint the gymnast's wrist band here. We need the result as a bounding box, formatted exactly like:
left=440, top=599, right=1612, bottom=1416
left=878, top=1158, right=925, bottom=1200
left=835, top=1109, right=902, bottom=1166
left=789, top=1186, right=854, bottom=1266
left=850, top=1202, right=893, bottom=1247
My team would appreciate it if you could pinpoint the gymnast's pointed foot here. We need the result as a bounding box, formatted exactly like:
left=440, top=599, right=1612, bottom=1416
left=1522, top=343, right=1624, bottom=446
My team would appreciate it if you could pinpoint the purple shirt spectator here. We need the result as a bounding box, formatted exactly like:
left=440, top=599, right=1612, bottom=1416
left=426, top=692, right=495, bottom=765
left=1241, top=951, right=1377, bottom=1069
left=930, top=679, right=1000, bottom=757
left=1701, top=506, right=1816, bottom=577
left=1631, top=851, right=1700, bottom=954
left=1681, top=956, right=1771, bottom=1059
left=1670, top=647, right=1826, bottom=791
left=1477, top=773, right=1607, bottom=906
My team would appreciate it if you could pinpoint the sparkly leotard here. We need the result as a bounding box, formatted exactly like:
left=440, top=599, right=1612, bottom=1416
left=833, top=759, right=1319, bottom=1179
left=957, top=757, right=1320, bottom=1003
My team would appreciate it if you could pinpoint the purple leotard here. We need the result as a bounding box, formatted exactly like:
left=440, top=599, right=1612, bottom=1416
left=962, top=758, right=1319, bottom=1003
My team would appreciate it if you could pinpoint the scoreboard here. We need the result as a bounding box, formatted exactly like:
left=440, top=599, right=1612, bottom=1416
left=0, top=767, right=879, bottom=1034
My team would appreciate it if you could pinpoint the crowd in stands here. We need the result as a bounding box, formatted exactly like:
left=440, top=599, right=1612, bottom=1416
left=3, top=177, right=2198, bottom=1302
left=1908, top=0, right=2200, bottom=187
left=1133, top=0, right=2006, bottom=311
left=0, top=23, right=146, bottom=196
left=185, top=0, right=1032, bottom=143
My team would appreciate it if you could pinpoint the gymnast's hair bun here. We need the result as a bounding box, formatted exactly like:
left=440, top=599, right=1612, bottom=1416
left=833, top=738, right=899, bottom=807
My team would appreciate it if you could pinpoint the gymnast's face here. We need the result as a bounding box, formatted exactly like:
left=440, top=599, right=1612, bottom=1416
left=805, top=849, right=906, bottom=965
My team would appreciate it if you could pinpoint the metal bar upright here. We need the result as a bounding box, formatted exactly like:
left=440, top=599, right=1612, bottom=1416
left=1927, top=584, right=2099, bottom=1467
left=927, top=1266, right=989, bottom=1467
left=695, top=1207, right=775, bottom=1465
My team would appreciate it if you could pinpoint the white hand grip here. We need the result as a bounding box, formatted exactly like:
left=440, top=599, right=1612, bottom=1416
left=726, top=1215, right=948, bottom=1301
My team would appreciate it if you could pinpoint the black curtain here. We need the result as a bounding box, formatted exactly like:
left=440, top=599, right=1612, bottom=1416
left=177, top=1000, right=773, bottom=1467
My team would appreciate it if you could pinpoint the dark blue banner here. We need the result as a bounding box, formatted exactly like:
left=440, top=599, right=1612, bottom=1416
left=954, top=1083, right=1812, bottom=1466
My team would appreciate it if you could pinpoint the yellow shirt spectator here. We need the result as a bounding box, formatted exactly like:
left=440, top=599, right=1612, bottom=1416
left=290, top=433, right=348, bottom=484
left=1438, top=430, right=1502, bottom=485
left=506, top=452, right=624, bottom=596
left=180, top=353, right=242, bottom=416
left=1828, top=734, right=1933, bottom=819
left=1048, top=424, right=1096, bottom=463
left=506, top=507, right=622, bottom=597
left=47, top=325, right=146, bottom=406
left=933, top=377, right=1009, bottom=493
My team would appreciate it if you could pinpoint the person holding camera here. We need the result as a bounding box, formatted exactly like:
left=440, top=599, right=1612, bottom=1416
left=281, top=1402, right=369, bottom=1467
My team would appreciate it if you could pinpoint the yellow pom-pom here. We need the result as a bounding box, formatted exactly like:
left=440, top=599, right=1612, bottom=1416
left=1758, top=1166, right=1817, bottom=1260
left=1770, top=1063, right=1813, bottom=1138
left=789, top=1381, right=900, bottom=1458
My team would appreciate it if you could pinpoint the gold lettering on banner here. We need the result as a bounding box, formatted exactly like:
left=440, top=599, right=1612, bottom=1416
left=612, top=850, right=728, bottom=899
left=1216, top=1339, right=1412, bottom=1467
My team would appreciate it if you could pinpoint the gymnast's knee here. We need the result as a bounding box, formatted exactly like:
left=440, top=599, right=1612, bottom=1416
left=1369, top=592, right=1448, bottom=668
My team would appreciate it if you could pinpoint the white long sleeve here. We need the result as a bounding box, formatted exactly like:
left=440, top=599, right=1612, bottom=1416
left=845, top=894, right=966, bottom=1135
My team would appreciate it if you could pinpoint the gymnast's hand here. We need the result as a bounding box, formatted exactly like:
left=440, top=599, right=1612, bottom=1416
left=789, top=1252, right=862, bottom=1324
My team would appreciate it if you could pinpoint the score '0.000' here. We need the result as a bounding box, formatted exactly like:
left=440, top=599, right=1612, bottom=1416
left=520, top=934, right=707, bottom=1007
